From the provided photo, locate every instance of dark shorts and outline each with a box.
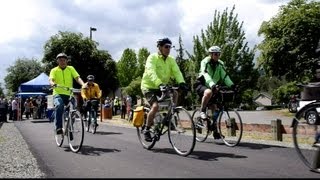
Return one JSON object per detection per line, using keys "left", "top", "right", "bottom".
{"left": 195, "top": 84, "right": 218, "bottom": 105}
{"left": 143, "top": 89, "right": 162, "bottom": 106}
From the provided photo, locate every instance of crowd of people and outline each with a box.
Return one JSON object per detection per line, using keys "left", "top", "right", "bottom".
{"left": 104, "top": 95, "right": 133, "bottom": 120}
{"left": 0, "top": 95, "right": 47, "bottom": 122}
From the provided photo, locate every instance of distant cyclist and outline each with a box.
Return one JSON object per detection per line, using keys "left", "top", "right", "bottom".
{"left": 140, "top": 37, "right": 188, "bottom": 142}
{"left": 194, "top": 45, "right": 237, "bottom": 139}
{"left": 49, "top": 53, "right": 86, "bottom": 135}
{"left": 81, "top": 75, "right": 101, "bottom": 131}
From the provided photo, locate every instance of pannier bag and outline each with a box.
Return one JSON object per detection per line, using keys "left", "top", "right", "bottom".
{"left": 132, "top": 106, "right": 144, "bottom": 127}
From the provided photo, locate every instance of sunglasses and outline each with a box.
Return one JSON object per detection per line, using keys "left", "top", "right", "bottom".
{"left": 164, "top": 45, "right": 172, "bottom": 49}
{"left": 211, "top": 52, "right": 220, "bottom": 56}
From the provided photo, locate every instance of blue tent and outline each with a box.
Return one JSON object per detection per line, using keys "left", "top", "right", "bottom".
{"left": 18, "top": 73, "right": 51, "bottom": 92}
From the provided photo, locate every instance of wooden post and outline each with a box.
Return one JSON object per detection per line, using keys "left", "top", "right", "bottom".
{"left": 271, "top": 119, "right": 282, "bottom": 141}
{"left": 227, "top": 117, "right": 236, "bottom": 136}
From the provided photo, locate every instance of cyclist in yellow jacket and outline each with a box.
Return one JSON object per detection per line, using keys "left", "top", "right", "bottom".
{"left": 140, "top": 37, "right": 188, "bottom": 142}
{"left": 49, "top": 53, "right": 86, "bottom": 135}
{"left": 81, "top": 75, "right": 101, "bottom": 130}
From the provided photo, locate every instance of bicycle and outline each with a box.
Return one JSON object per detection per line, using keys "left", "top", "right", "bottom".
{"left": 136, "top": 85, "right": 196, "bottom": 156}
{"left": 191, "top": 86, "right": 243, "bottom": 147}
{"left": 52, "top": 85, "right": 84, "bottom": 153}
{"left": 84, "top": 98, "right": 100, "bottom": 134}
{"left": 291, "top": 84, "right": 320, "bottom": 173}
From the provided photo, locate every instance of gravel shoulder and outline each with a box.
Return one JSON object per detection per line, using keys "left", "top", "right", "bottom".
{"left": 0, "top": 122, "right": 46, "bottom": 178}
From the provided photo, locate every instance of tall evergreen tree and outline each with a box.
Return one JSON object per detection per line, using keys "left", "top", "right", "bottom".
{"left": 187, "top": 5, "right": 259, "bottom": 105}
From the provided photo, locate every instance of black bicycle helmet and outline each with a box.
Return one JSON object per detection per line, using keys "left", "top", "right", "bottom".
{"left": 87, "top": 75, "right": 95, "bottom": 81}
{"left": 157, "top": 37, "right": 172, "bottom": 47}
{"left": 56, "top": 53, "right": 68, "bottom": 60}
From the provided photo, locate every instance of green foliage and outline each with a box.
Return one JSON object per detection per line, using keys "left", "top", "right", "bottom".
{"left": 136, "top": 48, "right": 150, "bottom": 78}
{"left": 0, "top": 83, "right": 4, "bottom": 97}
{"left": 5, "top": 58, "right": 43, "bottom": 92}
{"left": 257, "top": 76, "right": 287, "bottom": 95}
{"left": 117, "top": 48, "right": 138, "bottom": 87}
{"left": 122, "top": 77, "right": 143, "bottom": 105}
{"left": 272, "top": 81, "right": 301, "bottom": 104}
{"left": 187, "top": 5, "right": 259, "bottom": 106}
{"left": 41, "top": 31, "right": 118, "bottom": 96}
{"left": 258, "top": 0, "right": 320, "bottom": 81}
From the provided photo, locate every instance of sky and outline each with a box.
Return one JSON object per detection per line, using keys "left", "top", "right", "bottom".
{"left": 0, "top": 0, "right": 291, "bottom": 89}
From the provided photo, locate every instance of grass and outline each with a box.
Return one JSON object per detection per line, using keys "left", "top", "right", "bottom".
{"left": 272, "top": 109, "right": 295, "bottom": 118}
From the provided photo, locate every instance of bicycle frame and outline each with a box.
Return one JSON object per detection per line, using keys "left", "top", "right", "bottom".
{"left": 137, "top": 85, "right": 196, "bottom": 156}
{"left": 147, "top": 87, "right": 178, "bottom": 141}
{"left": 53, "top": 84, "right": 84, "bottom": 153}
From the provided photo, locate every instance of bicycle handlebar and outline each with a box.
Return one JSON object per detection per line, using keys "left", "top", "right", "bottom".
{"left": 50, "top": 84, "right": 82, "bottom": 93}
{"left": 157, "top": 85, "right": 183, "bottom": 102}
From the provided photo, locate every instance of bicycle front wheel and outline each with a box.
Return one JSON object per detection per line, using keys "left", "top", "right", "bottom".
{"left": 217, "top": 109, "right": 243, "bottom": 147}
{"left": 292, "top": 113, "right": 320, "bottom": 173}
{"left": 168, "top": 107, "right": 196, "bottom": 156}
{"left": 68, "top": 111, "right": 84, "bottom": 153}
{"left": 191, "top": 109, "right": 210, "bottom": 142}
{"left": 55, "top": 112, "right": 64, "bottom": 147}
{"left": 136, "top": 107, "right": 157, "bottom": 149}
{"left": 91, "top": 110, "right": 98, "bottom": 134}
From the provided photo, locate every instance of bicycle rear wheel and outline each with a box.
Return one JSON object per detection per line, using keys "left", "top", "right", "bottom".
{"left": 217, "top": 109, "right": 243, "bottom": 147}
{"left": 68, "top": 111, "right": 84, "bottom": 153}
{"left": 136, "top": 107, "right": 158, "bottom": 149}
{"left": 292, "top": 113, "right": 320, "bottom": 173}
{"left": 191, "top": 109, "right": 210, "bottom": 142}
{"left": 168, "top": 107, "right": 196, "bottom": 156}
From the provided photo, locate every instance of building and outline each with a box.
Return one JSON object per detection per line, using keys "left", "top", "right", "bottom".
{"left": 253, "top": 92, "right": 273, "bottom": 106}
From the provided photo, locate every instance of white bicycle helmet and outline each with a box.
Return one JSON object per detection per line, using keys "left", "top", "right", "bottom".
{"left": 207, "top": 46, "right": 221, "bottom": 53}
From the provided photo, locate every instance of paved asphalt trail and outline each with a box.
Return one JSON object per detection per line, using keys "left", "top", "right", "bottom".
{"left": 14, "top": 117, "right": 319, "bottom": 178}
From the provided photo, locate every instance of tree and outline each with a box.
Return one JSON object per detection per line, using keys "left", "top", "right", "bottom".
{"left": 258, "top": 0, "right": 320, "bottom": 82}
{"left": 136, "top": 48, "right": 150, "bottom": 78}
{"left": 122, "top": 77, "right": 143, "bottom": 105}
{"left": 187, "top": 5, "right": 259, "bottom": 105}
{"left": 5, "top": 58, "right": 43, "bottom": 93}
{"left": 0, "top": 83, "right": 4, "bottom": 97}
{"left": 272, "top": 81, "right": 301, "bottom": 104}
{"left": 174, "top": 35, "right": 195, "bottom": 108}
{"left": 117, "top": 48, "right": 138, "bottom": 87}
{"left": 256, "top": 75, "right": 287, "bottom": 95}
{"left": 41, "top": 31, "right": 118, "bottom": 96}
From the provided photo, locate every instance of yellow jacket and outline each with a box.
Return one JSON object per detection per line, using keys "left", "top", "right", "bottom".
{"left": 81, "top": 82, "right": 102, "bottom": 100}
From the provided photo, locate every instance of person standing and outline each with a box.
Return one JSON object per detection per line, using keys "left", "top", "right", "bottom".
{"left": 113, "top": 96, "right": 120, "bottom": 115}
{"left": 121, "top": 97, "right": 126, "bottom": 119}
{"left": 24, "top": 98, "right": 31, "bottom": 119}
{"left": 12, "top": 97, "right": 18, "bottom": 121}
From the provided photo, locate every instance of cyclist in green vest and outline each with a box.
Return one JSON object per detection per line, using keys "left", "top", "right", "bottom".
{"left": 194, "top": 46, "right": 236, "bottom": 139}
{"left": 141, "top": 37, "right": 188, "bottom": 142}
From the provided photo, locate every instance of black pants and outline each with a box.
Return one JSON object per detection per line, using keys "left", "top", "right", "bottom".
{"left": 12, "top": 109, "right": 17, "bottom": 120}
{"left": 121, "top": 105, "right": 126, "bottom": 119}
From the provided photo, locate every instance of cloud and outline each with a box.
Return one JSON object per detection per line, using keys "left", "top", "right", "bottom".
{"left": 0, "top": 0, "right": 290, "bottom": 88}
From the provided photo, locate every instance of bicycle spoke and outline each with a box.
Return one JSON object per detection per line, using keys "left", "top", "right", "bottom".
{"left": 168, "top": 107, "right": 196, "bottom": 156}
{"left": 218, "top": 109, "right": 243, "bottom": 147}
{"left": 293, "top": 115, "right": 320, "bottom": 173}
{"left": 68, "top": 111, "right": 84, "bottom": 153}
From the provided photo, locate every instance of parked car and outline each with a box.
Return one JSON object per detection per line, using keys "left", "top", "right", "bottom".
{"left": 297, "top": 100, "right": 320, "bottom": 125}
